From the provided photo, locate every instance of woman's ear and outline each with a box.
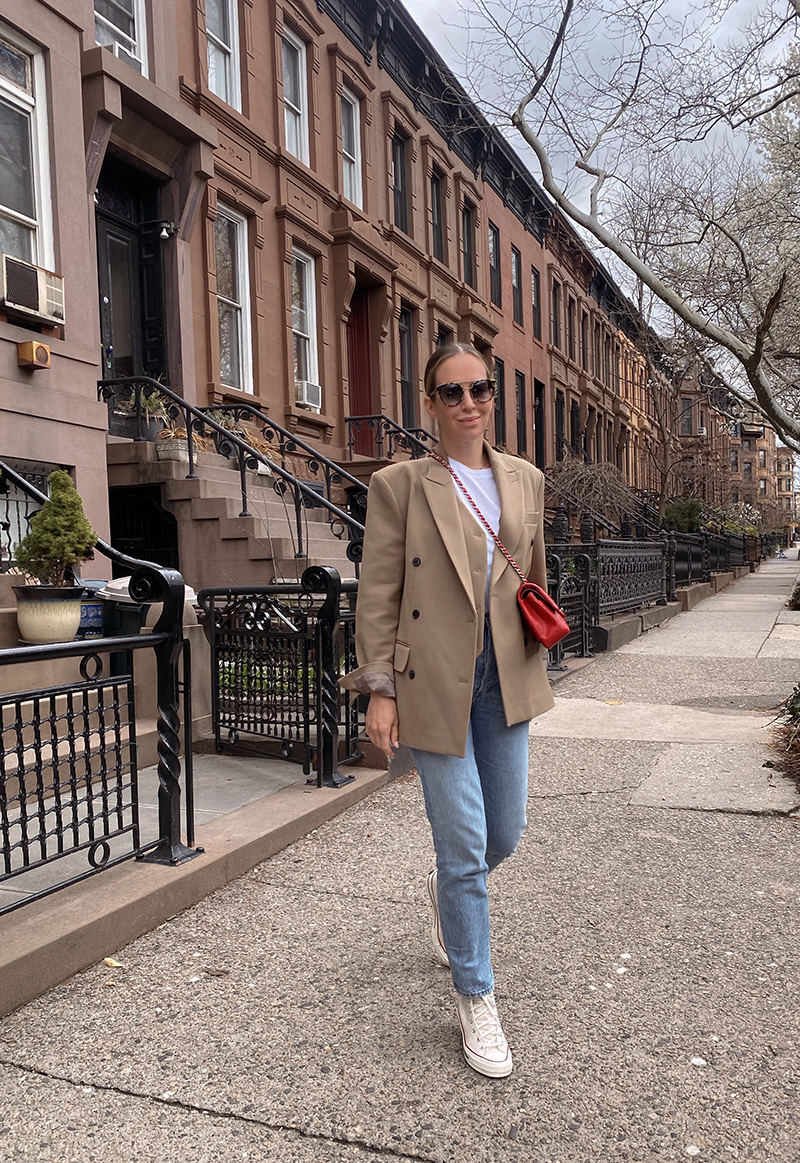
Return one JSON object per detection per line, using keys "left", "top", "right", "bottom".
{"left": 423, "top": 393, "right": 437, "bottom": 422}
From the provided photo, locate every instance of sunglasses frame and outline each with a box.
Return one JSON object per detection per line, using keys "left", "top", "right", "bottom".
{"left": 430, "top": 378, "right": 497, "bottom": 407}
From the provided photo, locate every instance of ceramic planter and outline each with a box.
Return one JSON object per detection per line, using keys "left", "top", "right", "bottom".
{"left": 13, "top": 585, "right": 83, "bottom": 644}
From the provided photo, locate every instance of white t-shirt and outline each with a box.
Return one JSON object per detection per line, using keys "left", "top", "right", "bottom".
{"left": 449, "top": 458, "right": 500, "bottom": 610}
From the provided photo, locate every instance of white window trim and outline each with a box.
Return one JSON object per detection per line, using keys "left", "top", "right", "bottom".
{"left": 0, "top": 24, "right": 54, "bottom": 270}
{"left": 94, "top": 0, "right": 148, "bottom": 76}
{"left": 340, "top": 84, "right": 363, "bottom": 208}
{"left": 282, "top": 27, "right": 309, "bottom": 165}
{"left": 291, "top": 245, "right": 319, "bottom": 398}
{"left": 215, "top": 203, "right": 253, "bottom": 394}
{"left": 207, "top": 0, "right": 242, "bottom": 111}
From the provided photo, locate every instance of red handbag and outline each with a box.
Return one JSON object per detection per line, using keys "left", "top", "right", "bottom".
{"left": 430, "top": 454, "right": 571, "bottom": 649}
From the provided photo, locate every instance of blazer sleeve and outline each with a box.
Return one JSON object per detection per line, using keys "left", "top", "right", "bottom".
{"left": 527, "top": 469, "right": 548, "bottom": 590}
{"left": 339, "top": 470, "right": 406, "bottom": 696}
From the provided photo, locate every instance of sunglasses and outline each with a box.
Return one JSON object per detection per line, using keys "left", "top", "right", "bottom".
{"left": 431, "top": 378, "right": 496, "bottom": 407}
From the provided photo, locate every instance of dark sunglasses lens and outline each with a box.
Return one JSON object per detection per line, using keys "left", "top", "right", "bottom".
{"left": 438, "top": 383, "right": 463, "bottom": 405}
{"left": 471, "top": 380, "right": 494, "bottom": 402}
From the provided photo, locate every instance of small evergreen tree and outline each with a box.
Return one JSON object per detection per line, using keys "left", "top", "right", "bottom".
{"left": 14, "top": 470, "right": 97, "bottom": 586}
{"left": 664, "top": 497, "right": 703, "bottom": 533}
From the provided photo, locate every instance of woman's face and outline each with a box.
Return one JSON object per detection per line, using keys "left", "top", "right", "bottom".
{"left": 423, "top": 352, "right": 494, "bottom": 448}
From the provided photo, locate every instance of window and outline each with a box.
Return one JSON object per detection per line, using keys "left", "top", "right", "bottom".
{"left": 511, "top": 246, "right": 523, "bottom": 325}
{"left": 515, "top": 370, "right": 527, "bottom": 455}
{"left": 399, "top": 305, "right": 415, "bottom": 428}
{"left": 555, "top": 390, "right": 565, "bottom": 460}
{"left": 206, "top": 0, "right": 240, "bottom": 108}
{"left": 290, "top": 246, "right": 319, "bottom": 401}
{"left": 567, "top": 297, "right": 576, "bottom": 361}
{"left": 392, "top": 132, "right": 409, "bottom": 233}
{"left": 214, "top": 205, "right": 252, "bottom": 393}
{"left": 551, "top": 280, "right": 561, "bottom": 348}
{"left": 594, "top": 323, "right": 601, "bottom": 378}
{"left": 494, "top": 357, "right": 506, "bottom": 446}
{"left": 743, "top": 461, "right": 753, "bottom": 481}
{"left": 461, "top": 201, "right": 475, "bottom": 287}
{"left": 282, "top": 29, "right": 309, "bottom": 164}
{"left": 430, "top": 169, "right": 445, "bottom": 262}
{"left": 339, "top": 86, "right": 363, "bottom": 207}
{"left": 581, "top": 312, "right": 589, "bottom": 371}
{"left": 0, "top": 30, "right": 52, "bottom": 267}
{"left": 531, "top": 266, "right": 542, "bottom": 340}
{"left": 679, "top": 398, "right": 693, "bottom": 436}
{"left": 742, "top": 438, "right": 752, "bottom": 451}
{"left": 759, "top": 478, "right": 767, "bottom": 495}
{"left": 488, "top": 223, "right": 501, "bottom": 306}
{"left": 759, "top": 448, "right": 767, "bottom": 468}
{"left": 570, "top": 399, "right": 582, "bottom": 455}
{"left": 730, "top": 450, "right": 739, "bottom": 473}
{"left": 732, "top": 488, "right": 739, "bottom": 503}
{"left": 95, "top": 0, "right": 147, "bottom": 74}
{"left": 435, "top": 324, "right": 452, "bottom": 347}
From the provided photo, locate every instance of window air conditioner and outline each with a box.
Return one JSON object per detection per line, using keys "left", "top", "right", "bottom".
{"left": 0, "top": 254, "right": 65, "bottom": 324}
{"left": 697, "top": 426, "right": 707, "bottom": 436}
{"left": 295, "top": 379, "right": 322, "bottom": 410}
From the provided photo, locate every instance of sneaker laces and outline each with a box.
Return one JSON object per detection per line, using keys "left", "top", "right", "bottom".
{"left": 469, "top": 994, "right": 506, "bottom": 1049}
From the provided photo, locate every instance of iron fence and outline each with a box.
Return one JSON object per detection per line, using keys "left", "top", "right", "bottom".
{"left": 0, "top": 460, "right": 197, "bottom": 915}
{"left": 597, "top": 539, "right": 667, "bottom": 615}
{"left": 197, "top": 567, "right": 360, "bottom": 788}
{"left": 546, "top": 548, "right": 594, "bottom": 667}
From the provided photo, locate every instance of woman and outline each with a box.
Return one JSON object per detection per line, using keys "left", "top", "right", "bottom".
{"left": 342, "top": 343, "right": 554, "bottom": 1078}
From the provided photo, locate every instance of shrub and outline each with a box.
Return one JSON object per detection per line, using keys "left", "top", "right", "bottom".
{"left": 14, "top": 470, "right": 97, "bottom": 586}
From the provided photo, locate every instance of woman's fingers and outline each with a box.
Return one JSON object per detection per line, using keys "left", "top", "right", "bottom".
{"left": 366, "top": 694, "right": 399, "bottom": 758}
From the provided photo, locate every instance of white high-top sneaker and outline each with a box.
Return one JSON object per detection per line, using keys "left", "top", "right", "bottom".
{"left": 456, "top": 991, "right": 513, "bottom": 1078}
{"left": 425, "top": 869, "right": 450, "bottom": 967}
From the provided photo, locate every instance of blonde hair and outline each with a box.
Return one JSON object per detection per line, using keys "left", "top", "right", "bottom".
{"left": 423, "top": 343, "right": 490, "bottom": 398}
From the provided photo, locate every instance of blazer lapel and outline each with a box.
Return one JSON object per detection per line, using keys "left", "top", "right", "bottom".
{"left": 488, "top": 445, "right": 524, "bottom": 587}
{"left": 421, "top": 451, "right": 477, "bottom": 614}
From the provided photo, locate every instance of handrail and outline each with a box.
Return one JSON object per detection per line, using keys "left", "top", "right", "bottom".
{"left": 98, "top": 376, "right": 365, "bottom": 565}
{"left": 0, "top": 457, "right": 195, "bottom": 868}
{"left": 345, "top": 414, "right": 436, "bottom": 460}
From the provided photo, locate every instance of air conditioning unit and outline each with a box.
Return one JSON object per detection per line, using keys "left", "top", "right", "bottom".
{"left": 697, "top": 426, "right": 707, "bottom": 437}
{"left": 295, "top": 379, "right": 322, "bottom": 410}
{"left": 0, "top": 254, "right": 65, "bottom": 324}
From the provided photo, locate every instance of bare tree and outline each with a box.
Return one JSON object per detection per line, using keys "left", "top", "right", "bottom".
{"left": 460, "top": 0, "right": 800, "bottom": 450}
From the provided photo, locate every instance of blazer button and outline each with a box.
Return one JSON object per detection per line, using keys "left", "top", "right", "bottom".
{"left": 408, "top": 669, "right": 416, "bottom": 679}
{"left": 412, "top": 557, "right": 421, "bottom": 566}
{"left": 412, "top": 609, "right": 420, "bottom": 619}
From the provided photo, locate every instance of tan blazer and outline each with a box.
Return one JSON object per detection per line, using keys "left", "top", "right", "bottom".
{"left": 341, "top": 443, "right": 555, "bottom": 756}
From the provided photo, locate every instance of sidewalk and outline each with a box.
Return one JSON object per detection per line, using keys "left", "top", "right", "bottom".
{"left": 1, "top": 559, "right": 798, "bottom": 1162}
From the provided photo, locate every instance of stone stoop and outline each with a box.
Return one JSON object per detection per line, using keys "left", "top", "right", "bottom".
{"left": 106, "top": 442, "right": 357, "bottom": 592}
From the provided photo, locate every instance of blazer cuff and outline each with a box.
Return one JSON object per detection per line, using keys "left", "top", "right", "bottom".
{"left": 339, "top": 661, "right": 396, "bottom": 698}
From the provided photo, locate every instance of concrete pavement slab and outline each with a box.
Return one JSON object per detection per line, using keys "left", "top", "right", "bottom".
{"left": 1, "top": 782, "right": 797, "bottom": 1162}
{"left": 620, "top": 630, "right": 772, "bottom": 657}
{"left": 528, "top": 698, "right": 770, "bottom": 743}
{"left": 757, "top": 637, "right": 800, "bottom": 658}
{"left": 630, "top": 742, "right": 800, "bottom": 814}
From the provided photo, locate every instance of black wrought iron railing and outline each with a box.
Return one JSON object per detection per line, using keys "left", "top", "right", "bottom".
{"left": 345, "top": 414, "right": 436, "bottom": 461}
{"left": 0, "top": 460, "right": 197, "bottom": 915}
{"left": 98, "top": 377, "right": 367, "bottom": 566}
{"left": 197, "top": 566, "right": 360, "bottom": 789}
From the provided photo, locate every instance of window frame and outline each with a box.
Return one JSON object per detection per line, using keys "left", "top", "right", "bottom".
{"left": 94, "top": 0, "right": 148, "bottom": 75}
{"left": 430, "top": 168, "right": 445, "bottom": 263}
{"left": 515, "top": 369, "right": 527, "bottom": 455}
{"left": 494, "top": 356, "right": 506, "bottom": 446}
{"left": 488, "top": 222, "right": 502, "bottom": 307}
{"left": 340, "top": 84, "right": 363, "bottom": 208}
{"left": 511, "top": 245, "right": 523, "bottom": 326}
{"left": 214, "top": 203, "right": 253, "bottom": 395}
{"left": 567, "top": 296, "right": 576, "bottom": 361}
{"left": 290, "top": 244, "right": 320, "bottom": 401}
{"left": 0, "top": 27, "right": 54, "bottom": 270}
{"left": 282, "top": 26, "right": 309, "bottom": 165}
{"left": 551, "top": 279, "right": 561, "bottom": 349}
{"left": 679, "top": 398, "right": 693, "bottom": 436}
{"left": 398, "top": 303, "right": 416, "bottom": 428}
{"left": 461, "top": 200, "right": 476, "bottom": 288}
{"left": 531, "top": 266, "right": 542, "bottom": 341}
{"left": 206, "top": 0, "right": 241, "bottom": 110}
{"left": 392, "top": 130, "right": 409, "bottom": 234}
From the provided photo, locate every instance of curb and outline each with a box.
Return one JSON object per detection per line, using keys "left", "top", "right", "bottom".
{"left": 0, "top": 765, "right": 389, "bottom": 1018}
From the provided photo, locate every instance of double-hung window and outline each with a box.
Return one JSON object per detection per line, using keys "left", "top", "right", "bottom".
{"left": 567, "top": 297, "right": 576, "bottom": 361}
{"left": 340, "top": 86, "right": 362, "bottom": 207}
{"left": 392, "top": 132, "right": 409, "bottom": 233}
{"left": 207, "top": 0, "right": 241, "bottom": 109}
{"left": 291, "top": 246, "right": 319, "bottom": 401}
{"left": 551, "top": 280, "right": 561, "bottom": 348}
{"left": 94, "top": 0, "right": 148, "bottom": 74}
{"left": 531, "top": 266, "right": 541, "bottom": 340}
{"left": 282, "top": 28, "right": 309, "bottom": 164}
{"left": 0, "top": 30, "right": 52, "bottom": 267}
{"left": 461, "top": 201, "right": 475, "bottom": 288}
{"left": 511, "top": 246, "right": 523, "bottom": 325}
{"left": 430, "top": 169, "right": 445, "bottom": 262}
{"left": 488, "top": 223, "right": 501, "bottom": 306}
{"left": 214, "top": 205, "right": 252, "bottom": 393}
{"left": 679, "top": 398, "right": 692, "bottom": 436}
{"left": 494, "top": 357, "right": 506, "bottom": 446}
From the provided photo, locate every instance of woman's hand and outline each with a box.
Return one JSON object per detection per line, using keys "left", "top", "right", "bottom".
{"left": 366, "top": 693, "right": 399, "bottom": 759}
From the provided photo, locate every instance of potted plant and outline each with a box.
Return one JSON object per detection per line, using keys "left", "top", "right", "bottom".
{"left": 109, "top": 386, "right": 169, "bottom": 441}
{"left": 12, "top": 470, "right": 98, "bottom": 644}
{"left": 156, "top": 421, "right": 213, "bottom": 462}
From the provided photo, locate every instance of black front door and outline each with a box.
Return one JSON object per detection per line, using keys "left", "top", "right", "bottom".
{"left": 96, "top": 155, "right": 167, "bottom": 382}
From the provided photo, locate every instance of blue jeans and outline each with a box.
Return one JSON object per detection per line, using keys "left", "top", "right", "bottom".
{"left": 410, "top": 618, "right": 530, "bottom": 997}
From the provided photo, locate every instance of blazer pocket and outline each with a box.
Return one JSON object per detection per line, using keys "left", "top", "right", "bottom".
{"left": 525, "top": 510, "right": 540, "bottom": 526}
{"left": 393, "top": 640, "right": 411, "bottom": 673}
